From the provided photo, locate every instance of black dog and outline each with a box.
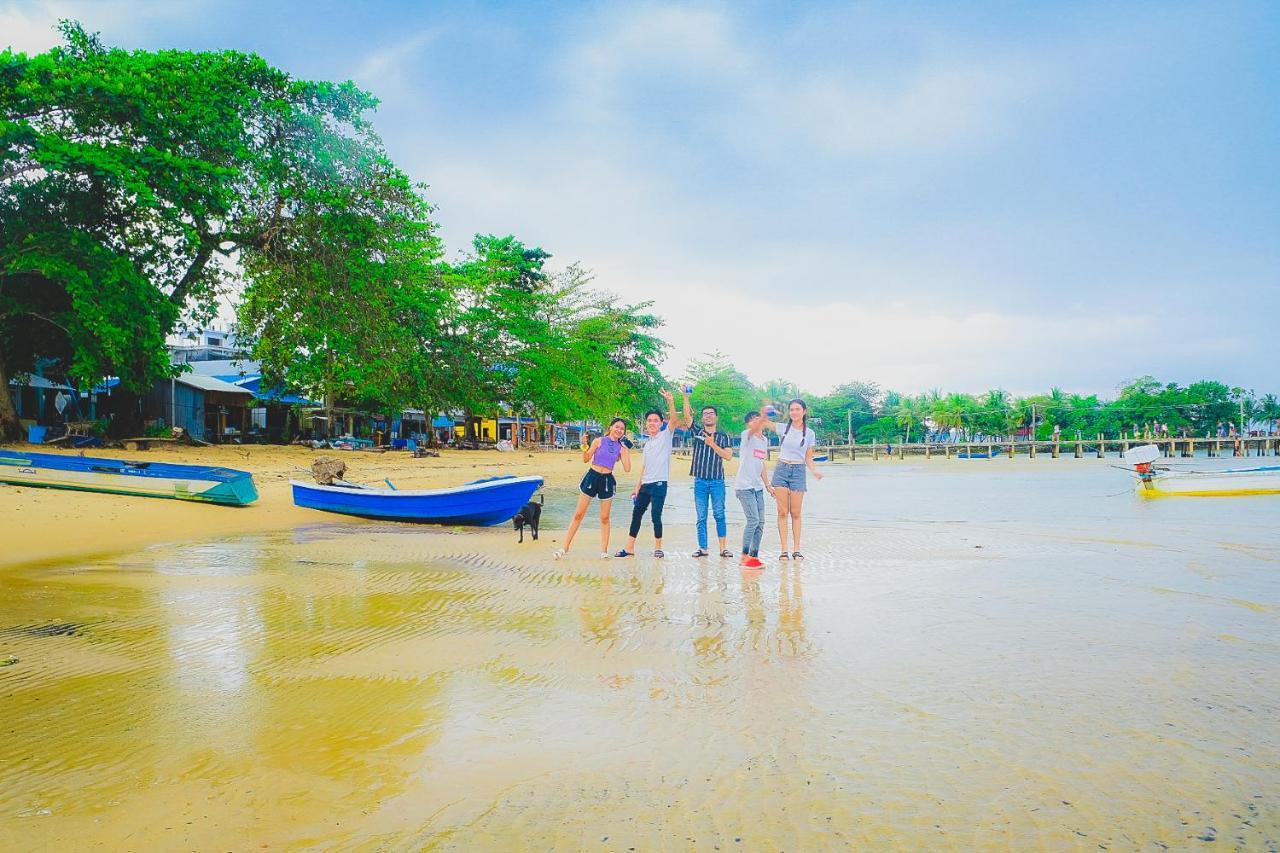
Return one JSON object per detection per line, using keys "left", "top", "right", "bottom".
{"left": 513, "top": 493, "right": 543, "bottom": 543}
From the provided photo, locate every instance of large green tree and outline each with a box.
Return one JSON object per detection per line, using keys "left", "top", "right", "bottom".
{"left": 0, "top": 22, "right": 387, "bottom": 437}
{"left": 236, "top": 158, "right": 446, "bottom": 428}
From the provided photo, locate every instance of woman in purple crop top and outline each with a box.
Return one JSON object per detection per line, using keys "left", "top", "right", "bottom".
{"left": 554, "top": 418, "right": 632, "bottom": 559}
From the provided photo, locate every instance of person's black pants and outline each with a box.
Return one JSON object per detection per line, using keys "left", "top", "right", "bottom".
{"left": 629, "top": 481, "right": 668, "bottom": 539}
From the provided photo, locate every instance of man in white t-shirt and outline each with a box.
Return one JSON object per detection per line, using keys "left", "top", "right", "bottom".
{"left": 734, "top": 411, "right": 776, "bottom": 568}
{"left": 616, "top": 389, "right": 689, "bottom": 558}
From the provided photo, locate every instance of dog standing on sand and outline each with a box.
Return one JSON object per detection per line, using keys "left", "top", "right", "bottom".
{"left": 513, "top": 493, "right": 543, "bottom": 543}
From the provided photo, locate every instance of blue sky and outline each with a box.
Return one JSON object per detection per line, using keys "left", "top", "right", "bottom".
{"left": 5, "top": 1, "right": 1278, "bottom": 396}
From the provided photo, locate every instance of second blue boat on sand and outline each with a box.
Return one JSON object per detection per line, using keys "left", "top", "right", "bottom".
{"left": 290, "top": 474, "right": 543, "bottom": 526}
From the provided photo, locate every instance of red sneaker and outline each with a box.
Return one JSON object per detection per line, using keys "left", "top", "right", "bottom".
{"left": 743, "top": 557, "right": 764, "bottom": 569}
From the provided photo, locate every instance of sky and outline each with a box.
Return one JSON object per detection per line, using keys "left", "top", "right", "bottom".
{"left": 4, "top": 0, "right": 1279, "bottom": 397}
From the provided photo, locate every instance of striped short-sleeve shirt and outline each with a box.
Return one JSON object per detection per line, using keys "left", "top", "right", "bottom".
{"left": 690, "top": 426, "right": 730, "bottom": 480}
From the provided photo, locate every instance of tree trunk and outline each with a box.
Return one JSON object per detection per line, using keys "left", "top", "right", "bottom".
{"left": 0, "top": 349, "right": 21, "bottom": 442}
{"left": 110, "top": 387, "right": 144, "bottom": 438}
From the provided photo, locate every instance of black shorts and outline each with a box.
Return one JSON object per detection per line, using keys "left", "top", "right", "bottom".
{"left": 580, "top": 469, "right": 617, "bottom": 500}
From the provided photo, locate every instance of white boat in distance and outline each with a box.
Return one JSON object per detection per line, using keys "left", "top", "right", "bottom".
{"left": 1123, "top": 444, "right": 1280, "bottom": 497}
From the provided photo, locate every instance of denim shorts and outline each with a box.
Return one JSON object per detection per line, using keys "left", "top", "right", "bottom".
{"left": 770, "top": 461, "right": 807, "bottom": 491}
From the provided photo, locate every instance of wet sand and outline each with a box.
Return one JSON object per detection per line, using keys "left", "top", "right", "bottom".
{"left": 1, "top": 458, "right": 1278, "bottom": 849}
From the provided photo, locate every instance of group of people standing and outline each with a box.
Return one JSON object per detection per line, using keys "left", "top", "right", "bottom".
{"left": 554, "top": 389, "right": 824, "bottom": 568}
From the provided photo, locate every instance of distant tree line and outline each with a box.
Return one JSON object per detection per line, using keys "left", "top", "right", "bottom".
{"left": 0, "top": 22, "right": 666, "bottom": 440}
{"left": 679, "top": 355, "right": 1278, "bottom": 444}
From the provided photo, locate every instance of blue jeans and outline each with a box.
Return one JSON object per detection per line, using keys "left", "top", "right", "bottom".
{"left": 736, "top": 488, "right": 765, "bottom": 557}
{"left": 694, "top": 478, "right": 727, "bottom": 549}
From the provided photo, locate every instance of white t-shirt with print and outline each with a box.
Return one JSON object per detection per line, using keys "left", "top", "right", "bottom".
{"left": 767, "top": 420, "right": 817, "bottom": 463}
{"left": 734, "top": 430, "right": 770, "bottom": 490}
{"left": 640, "top": 425, "right": 674, "bottom": 483}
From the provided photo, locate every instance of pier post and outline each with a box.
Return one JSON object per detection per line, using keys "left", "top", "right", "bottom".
{"left": 1097, "top": 435, "right": 1104, "bottom": 459}
{"left": 873, "top": 443, "right": 879, "bottom": 460}
{"left": 898, "top": 442, "right": 905, "bottom": 460}
{"left": 987, "top": 443, "right": 994, "bottom": 459}
{"left": 1074, "top": 441, "right": 1082, "bottom": 458}
{"left": 926, "top": 443, "right": 932, "bottom": 459}
{"left": 1052, "top": 441, "right": 1060, "bottom": 459}
{"left": 1007, "top": 443, "right": 1015, "bottom": 459}
{"left": 945, "top": 444, "right": 953, "bottom": 460}
{"left": 1029, "top": 441, "right": 1036, "bottom": 459}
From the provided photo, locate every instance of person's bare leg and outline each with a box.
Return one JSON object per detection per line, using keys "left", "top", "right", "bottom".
{"left": 599, "top": 498, "right": 613, "bottom": 554}
{"left": 774, "top": 486, "right": 791, "bottom": 553}
{"left": 562, "top": 493, "right": 591, "bottom": 553}
{"left": 789, "top": 491, "right": 806, "bottom": 553}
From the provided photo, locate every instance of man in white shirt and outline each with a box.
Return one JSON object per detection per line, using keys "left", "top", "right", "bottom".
{"left": 734, "top": 411, "right": 775, "bottom": 568}
{"left": 616, "top": 389, "right": 688, "bottom": 558}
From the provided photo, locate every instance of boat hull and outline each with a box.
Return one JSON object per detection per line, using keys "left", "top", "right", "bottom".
{"left": 291, "top": 475, "right": 543, "bottom": 525}
{"left": 1137, "top": 466, "right": 1280, "bottom": 497}
{"left": 0, "top": 450, "right": 258, "bottom": 505}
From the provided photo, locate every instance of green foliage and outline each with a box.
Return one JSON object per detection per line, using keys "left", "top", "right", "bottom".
{"left": 0, "top": 21, "right": 394, "bottom": 436}
{"left": 684, "top": 352, "right": 759, "bottom": 429}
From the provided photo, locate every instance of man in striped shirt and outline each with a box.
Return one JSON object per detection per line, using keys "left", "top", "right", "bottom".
{"left": 688, "top": 401, "right": 733, "bottom": 557}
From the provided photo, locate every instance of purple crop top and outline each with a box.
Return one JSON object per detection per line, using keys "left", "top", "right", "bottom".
{"left": 592, "top": 436, "right": 623, "bottom": 470}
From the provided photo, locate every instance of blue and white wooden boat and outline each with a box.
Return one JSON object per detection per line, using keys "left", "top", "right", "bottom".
{"left": 0, "top": 449, "right": 258, "bottom": 505}
{"left": 290, "top": 474, "right": 543, "bottom": 525}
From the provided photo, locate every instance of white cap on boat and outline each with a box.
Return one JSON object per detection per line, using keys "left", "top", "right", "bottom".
{"left": 1123, "top": 444, "right": 1161, "bottom": 465}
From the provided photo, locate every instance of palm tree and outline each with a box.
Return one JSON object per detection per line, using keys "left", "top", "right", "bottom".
{"left": 894, "top": 395, "right": 922, "bottom": 443}
{"left": 1003, "top": 397, "right": 1026, "bottom": 440}
{"left": 763, "top": 379, "right": 801, "bottom": 406}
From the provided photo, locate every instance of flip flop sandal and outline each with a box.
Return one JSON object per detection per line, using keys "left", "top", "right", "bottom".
{"left": 719, "top": 549, "right": 734, "bottom": 558}
{"left": 553, "top": 549, "right": 566, "bottom": 560}
{"left": 691, "top": 549, "right": 709, "bottom": 557}
{"left": 653, "top": 550, "right": 665, "bottom": 558}
{"left": 792, "top": 552, "right": 804, "bottom": 560}
{"left": 779, "top": 552, "right": 790, "bottom": 560}
{"left": 614, "top": 549, "right": 633, "bottom": 558}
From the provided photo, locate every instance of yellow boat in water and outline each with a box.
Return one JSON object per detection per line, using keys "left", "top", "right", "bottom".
{"left": 1124, "top": 444, "right": 1280, "bottom": 497}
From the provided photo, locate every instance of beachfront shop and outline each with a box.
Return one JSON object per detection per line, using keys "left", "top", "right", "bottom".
{"left": 142, "top": 374, "right": 255, "bottom": 442}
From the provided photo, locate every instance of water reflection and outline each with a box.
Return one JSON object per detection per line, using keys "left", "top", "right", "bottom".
{"left": 2, "top": 482, "right": 1277, "bottom": 850}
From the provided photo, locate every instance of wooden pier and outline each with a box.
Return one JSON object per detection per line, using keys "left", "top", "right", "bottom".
{"left": 812, "top": 436, "right": 1280, "bottom": 461}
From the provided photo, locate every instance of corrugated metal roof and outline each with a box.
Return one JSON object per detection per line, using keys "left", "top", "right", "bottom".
{"left": 7, "top": 375, "right": 73, "bottom": 391}
{"left": 175, "top": 373, "right": 254, "bottom": 395}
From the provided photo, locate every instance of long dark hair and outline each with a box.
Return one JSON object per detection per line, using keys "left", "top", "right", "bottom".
{"left": 782, "top": 398, "right": 808, "bottom": 447}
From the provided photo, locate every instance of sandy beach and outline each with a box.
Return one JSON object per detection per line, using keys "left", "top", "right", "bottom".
{"left": 2, "top": 449, "right": 1278, "bottom": 849}
{"left": 0, "top": 444, "right": 597, "bottom": 568}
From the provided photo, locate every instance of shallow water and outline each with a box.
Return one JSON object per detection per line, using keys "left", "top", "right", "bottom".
{"left": 2, "top": 462, "right": 1277, "bottom": 849}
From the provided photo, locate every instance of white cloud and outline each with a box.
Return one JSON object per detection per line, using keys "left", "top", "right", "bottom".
{"left": 1, "top": 0, "right": 212, "bottom": 53}
{"left": 558, "top": 3, "right": 1044, "bottom": 162}
{"left": 352, "top": 29, "right": 440, "bottom": 91}
{"left": 0, "top": 2, "right": 63, "bottom": 53}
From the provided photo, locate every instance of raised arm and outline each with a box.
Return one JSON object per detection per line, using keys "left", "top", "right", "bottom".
{"left": 680, "top": 388, "right": 694, "bottom": 429}
{"left": 659, "top": 388, "right": 679, "bottom": 428}
{"left": 582, "top": 436, "right": 600, "bottom": 464}
{"left": 759, "top": 400, "right": 778, "bottom": 430}
{"left": 619, "top": 443, "right": 632, "bottom": 473}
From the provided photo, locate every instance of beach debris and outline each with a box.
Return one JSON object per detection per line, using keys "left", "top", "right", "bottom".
{"left": 1, "top": 655, "right": 18, "bottom": 667}
{"left": 310, "top": 456, "right": 348, "bottom": 485}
